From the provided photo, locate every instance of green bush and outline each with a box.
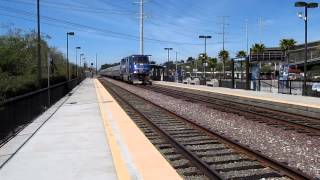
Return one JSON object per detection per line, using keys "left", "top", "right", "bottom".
{"left": 0, "top": 27, "right": 72, "bottom": 101}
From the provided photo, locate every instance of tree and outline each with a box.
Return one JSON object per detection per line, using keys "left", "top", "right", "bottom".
{"left": 280, "top": 38, "right": 297, "bottom": 63}
{"left": 218, "top": 50, "right": 229, "bottom": 76}
{"left": 198, "top": 53, "right": 208, "bottom": 64}
{"left": 236, "top": 50, "right": 247, "bottom": 58}
{"left": 236, "top": 50, "right": 247, "bottom": 78}
{"left": 186, "top": 57, "right": 195, "bottom": 63}
{"left": 261, "top": 64, "right": 273, "bottom": 74}
{"left": 208, "top": 57, "right": 217, "bottom": 77}
{"left": 251, "top": 43, "right": 265, "bottom": 53}
{"left": 208, "top": 57, "right": 217, "bottom": 69}
{"left": 0, "top": 26, "right": 70, "bottom": 100}
{"left": 100, "top": 63, "right": 120, "bottom": 70}
{"left": 215, "top": 62, "right": 223, "bottom": 72}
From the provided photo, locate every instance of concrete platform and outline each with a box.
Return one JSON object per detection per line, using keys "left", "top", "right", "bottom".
{"left": 153, "top": 81, "right": 320, "bottom": 119}
{"left": 0, "top": 79, "right": 181, "bottom": 180}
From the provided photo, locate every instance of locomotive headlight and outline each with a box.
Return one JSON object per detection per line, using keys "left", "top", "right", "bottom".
{"left": 134, "top": 71, "right": 137, "bottom": 74}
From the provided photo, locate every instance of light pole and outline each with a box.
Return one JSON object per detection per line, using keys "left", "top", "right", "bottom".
{"left": 175, "top": 51, "right": 178, "bottom": 82}
{"left": 164, "top": 48, "right": 173, "bottom": 63}
{"left": 164, "top": 48, "right": 173, "bottom": 81}
{"left": 140, "top": 0, "right": 144, "bottom": 55}
{"left": 47, "top": 54, "right": 51, "bottom": 106}
{"left": 75, "top": 47, "right": 81, "bottom": 77}
{"left": 66, "top": 32, "right": 75, "bottom": 80}
{"left": 96, "top": 53, "right": 98, "bottom": 76}
{"left": 37, "top": 0, "right": 41, "bottom": 87}
{"left": 199, "top": 35, "right": 212, "bottom": 56}
{"left": 199, "top": 35, "right": 212, "bottom": 78}
{"left": 295, "top": 1, "right": 318, "bottom": 95}
{"left": 79, "top": 53, "right": 84, "bottom": 79}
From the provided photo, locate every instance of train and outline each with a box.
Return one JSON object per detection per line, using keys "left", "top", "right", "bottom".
{"left": 100, "top": 55, "right": 151, "bottom": 84}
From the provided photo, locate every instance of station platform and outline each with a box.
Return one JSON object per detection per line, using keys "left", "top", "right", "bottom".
{"left": 0, "top": 79, "right": 181, "bottom": 180}
{"left": 153, "top": 81, "right": 320, "bottom": 119}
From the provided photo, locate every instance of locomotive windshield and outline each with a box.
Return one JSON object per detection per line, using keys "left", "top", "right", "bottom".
{"left": 133, "top": 56, "right": 149, "bottom": 64}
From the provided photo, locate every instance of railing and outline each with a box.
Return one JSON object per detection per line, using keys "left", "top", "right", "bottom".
{"left": 217, "top": 79, "right": 320, "bottom": 97}
{"left": 250, "top": 52, "right": 285, "bottom": 62}
{"left": 0, "top": 78, "right": 82, "bottom": 145}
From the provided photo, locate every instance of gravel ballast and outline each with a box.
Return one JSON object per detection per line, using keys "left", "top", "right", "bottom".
{"left": 105, "top": 78, "right": 320, "bottom": 178}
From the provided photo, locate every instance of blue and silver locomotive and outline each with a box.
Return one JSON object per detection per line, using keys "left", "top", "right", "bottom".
{"left": 100, "top": 55, "right": 151, "bottom": 84}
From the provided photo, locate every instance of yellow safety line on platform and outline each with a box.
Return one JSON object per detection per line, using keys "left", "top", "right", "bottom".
{"left": 94, "top": 79, "right": 131, "bottom": 180}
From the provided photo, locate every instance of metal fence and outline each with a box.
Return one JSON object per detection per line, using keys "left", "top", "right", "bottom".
{"left": 0, "top": 78, "right": 82, "bottom": 145}
{"left": 218, "top": 79, "right": 320, "bottom": 97}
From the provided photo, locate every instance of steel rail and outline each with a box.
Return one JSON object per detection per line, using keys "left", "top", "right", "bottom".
{"left": 100, "top": 79, "right": 313, "bottom": 180}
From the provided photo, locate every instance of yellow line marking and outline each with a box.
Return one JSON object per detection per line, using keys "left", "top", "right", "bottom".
{"left": 94, "top": 79, "right": 131, "bottom": 180}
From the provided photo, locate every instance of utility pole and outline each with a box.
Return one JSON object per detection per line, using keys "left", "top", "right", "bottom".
{"left": 175, "top": 51, "right": 178, "bottom": 82}
{"left": 75, "top": 47, "right": 81, "bottom": 77}
{"left": 217, "top": 16, "right": 229, "bottom": 51}
{"left": 96, "top": 53, "right": 98, "bottom": 76}
{"left": 47, "top": 54, "right": 50, "bottom": 106}
{"left": 37, "top": 0, "right": 41, "bottom": 87}
{"left": 140, "top": 0, "right": 144, "bottom": 55}
{"left": 245, "top": 19, "right": 250, "bottom": 90}
{"left": 164, "top": 48, "right": 173, "bottom": 81}
{"left": 245, "top": 19, "right": 249, "bottom": 55}
{"left": 79, "top": 53, "right": 84, "bottom": 79}
{"left": 259, "top": 17, "right": 264, "bottom": 44}
{"left": 243, "top": 19, "right": 249, "bottom": 80}
{"left": 222, "top": 17, "right": 226, "bottom": 51}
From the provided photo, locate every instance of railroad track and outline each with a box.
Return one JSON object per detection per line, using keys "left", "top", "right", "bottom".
{"left": 140, "top": 84, "right": 320, "bottom": 137}
{"left": 100, "top": 78, "right": 312, "bottom": 180}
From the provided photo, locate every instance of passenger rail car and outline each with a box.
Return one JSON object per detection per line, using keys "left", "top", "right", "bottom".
{"left": 100, "top": 55, "right": 151, "bottom": 84}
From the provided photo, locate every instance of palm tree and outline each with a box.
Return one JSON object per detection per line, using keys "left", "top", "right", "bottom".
{"left": 280, "top": 38, "right": 297, "bottom": 63}
{"left": 218, "top": 50, "right": 229, "bottom": 77}
{"left": 236, "top": 50, "right": 247, "bottom": 58}
{"left": 236, "top": 50, "right": 247, "bottom": 79}
{"left": 198, "top": 53, "right": 208, "bottom": 64}
{"left": 251, "top": 43, "right": 265, "bottom": 81}
{"left": 251, "top": 43, "right": 265, "bottom": 53}
{"left": 208, "top": 57, "right": 217, "bottom": 78}
{"left": 208, "top": 57, "right": 217, "bottom": 69}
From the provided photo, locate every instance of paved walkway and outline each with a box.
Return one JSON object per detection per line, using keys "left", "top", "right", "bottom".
{"left": 0, "top": 79, "right": 117, "bottom": 180}
{"left": 0, "top": 79, "right": 181, "bottom": 180}
{"left": 154, "top": 81, "right": 320, "bottom": 109}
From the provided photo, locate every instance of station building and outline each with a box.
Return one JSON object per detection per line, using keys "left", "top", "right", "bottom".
{"left": 287, "top": 40, "right": 320, "bottom": 70}
{"left": 249, "top": 40, "right": 320, "bottom": 79}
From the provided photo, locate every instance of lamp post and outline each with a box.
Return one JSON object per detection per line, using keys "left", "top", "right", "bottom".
{"left": 164, "top": 48, "right": 173, "bottom": 63}
{"left": 66, "top": 32, "right": 75, "bottom": 80}
{"left": 199, "top": 35, "right": 212, "bottom": 56}
{"left": 164, "top": 48, "right": 173, "bottom": 81}
{"left": 199, "top": 35, "right": 212, "bottom": 78}
{"left": 175, "top": 51, "right": 178, "bottom": 82}
{"left": 75, "top": 47, "right": 81, "bottom": 77}
{"left": 36, "top": 0, "right": 41, "bottom": 87}
{"left": 295, "top": 1, "right": 318, "bottom": 95}
{"left": 79, "top": 53, "right": 84, "bottom": 79}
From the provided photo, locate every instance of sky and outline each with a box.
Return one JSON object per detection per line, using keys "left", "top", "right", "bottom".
{"left": 1, "top": 0, "right": 320, "bottom": 68}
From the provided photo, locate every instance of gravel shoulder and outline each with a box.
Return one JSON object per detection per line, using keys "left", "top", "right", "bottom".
{"left": 106, "top": 78, "right": 320, "bottom": 178}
